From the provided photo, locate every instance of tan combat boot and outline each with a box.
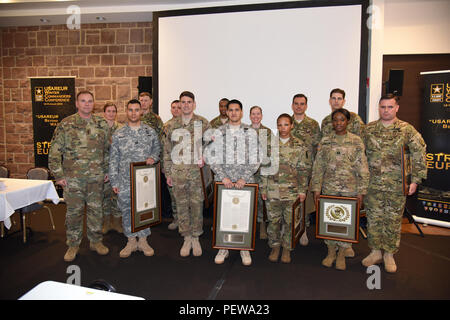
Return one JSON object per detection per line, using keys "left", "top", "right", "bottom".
{"left": 281, "top": 247, "right": 291, "bottom": 264}
{"left": 383, "top": 252, "right": 397, "bottom": 273}
{"left": 268, "top": 246, "right": 280, "bottom": 262}
{"left": 362, "top": 249, "right": 383, "bottom": 267}
{"left": 90, "top": 241, "right": 109, "bottom": 255}
{"left": 64, "top": 246, "right": 79, "bottom": 262}
{"left": 335, "top": 247, "right": 346, "bottom": 270}
{"left": 112, "top": 216, "right": 123, "bottom": 233}
{"left": 344, "top": 247, "right": 355, "bottom": 258}
{"left": 259, "top": 221, "right": 268, "bottom": 240}
{"left": 102, "top": 215, "right": 111, "bottom": 234}
{"left": 180, "top": 236, "right": 192, "bottom": 257}
{"left": 191, "top": 237, "right": 202, "bottom": 257}
{"left": 137, "top": 237, "right": 154, "bottom": 256}
{"left": 322, "top": 245, "right": 336, "bottom": 267}
{"left": 120, "top": 237, "right": 138, "bottom": 258}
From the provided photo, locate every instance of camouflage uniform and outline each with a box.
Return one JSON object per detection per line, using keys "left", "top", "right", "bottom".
{"left": 142, "top": 111, "right": 164, "bottom": 140}
{"left": 163, "top": 117, "right": 178, "bottom": 222}
{"left": 103, "top": 121, "right": 122, "bottom": 219}
{"left": 291, "top": 114, "right": 321, "bottom": 224}
{"left": 209, "top": 115, "right": 228, "bottom": 129}
{"left": 109, "top": 123, "right": 160, "bottom": 238}
{"left": 260, "top": 135, "right": 312, "bottom": 250}
{"left": 253, "top": 124, "right": 272, "bottom": 223}
{"left": 163, "top": 114, "right": 210, "bottom": 238}
{"left": 48, "top": 113, "right": 110, "bottom": 247}
{"left": 321, "top": 111, "right": 365, "bottom": 138}
{"left": 363, "top": 119, "right": 426, "bottom": 253}
{"left": 311, "top": 132, "right": 369, "bottom": 248}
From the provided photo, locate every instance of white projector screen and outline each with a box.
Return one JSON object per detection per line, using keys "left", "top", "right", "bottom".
{"left": 154, "top": 1, "right": 368, "bottom": 132}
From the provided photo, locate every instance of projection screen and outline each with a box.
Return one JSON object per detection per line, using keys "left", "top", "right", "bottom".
{"left": 154, "top": 1, "right": 369, "bottom": 132}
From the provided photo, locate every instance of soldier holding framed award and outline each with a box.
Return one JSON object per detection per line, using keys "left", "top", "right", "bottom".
{"left": 311, "top": 108, "right": 369, "bottom": 271}
{"left": 260, "top": 114, "right": 312, "bottom": 263}
{"left": 206, "top": 99, "right": 262, "bottom": 266}
{"left": 109, "top": 99, "right": 161, "bottom": 258}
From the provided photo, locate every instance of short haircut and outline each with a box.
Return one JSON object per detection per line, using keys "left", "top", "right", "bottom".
{"left": 219, "top": 98, "right": 229, "bottom": 104}
{"left": 76, "top": 90, "right": 94, "bottom": 101}
{"left": 330, "top": 88, "right": 346, "bottom": 99}
{"left": 171, "top": 99, "right": 180, "bottom": 105}
{"left": 139, "top": 92, "right": 152, "bottom": 99}
{"left": 127, "top": 99, "right": 141, "bottom": 107}
{"left": 379, "top": 93, "right": 399, "bottom": 104}
{"left": 179, "top": 91, "right": 195, "bottom": 101}
{"left": 250, "top": 105, "right": 262, "bottom": 114}
{"left": 103, "top": 102, "right": 117, "bottom": 112}
{"left": 331, "top": 108, "right": 351, "bottom": 121}
{"left": 292, "top": 93, "right": 308, "bottom": 104}
{"left": 277, "top": 113, "right": 293, "bottom": 124}
{"left": 227, "top": 99, "right": 243, "bottom": 110}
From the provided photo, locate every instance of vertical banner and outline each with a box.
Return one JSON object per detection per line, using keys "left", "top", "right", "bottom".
{"left": 415, "top": 71, "right": 450, "bottom": 227}
{"left": 30, "top": 77, "right": 76, "bottom": 169}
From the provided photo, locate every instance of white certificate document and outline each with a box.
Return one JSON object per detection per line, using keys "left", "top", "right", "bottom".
{"left": 220, "top": 189, "right": 251, "bottom": 232}
{"left": 136, "top": 167, "right": 156, "bottom": 212}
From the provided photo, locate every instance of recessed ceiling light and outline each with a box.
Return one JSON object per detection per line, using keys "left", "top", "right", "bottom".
{"left": 96, "top": 16, "right": 106, "bottom": 21}
{"left": 40, "top": 18, "right": 50, "bottom": 23}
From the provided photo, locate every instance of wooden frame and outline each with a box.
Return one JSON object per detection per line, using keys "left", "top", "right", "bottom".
{"left": 291, "top": 198, "right": 306, "bottom": 249}
{"left": 315, "top": 195, "right": 360, "bottom": 243}
{"left": 200, "top": 164, "right": 214, "bottom": 209}
{"left": 212, "top": 182, "right": 258, "bottom": 251}
{"left": 130, "top": 162, "right": 162, "bottom": 233}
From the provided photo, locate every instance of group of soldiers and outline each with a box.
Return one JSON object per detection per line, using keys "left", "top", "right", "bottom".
{"left": 48, "top": 87, "right": 427, "bottom": 274}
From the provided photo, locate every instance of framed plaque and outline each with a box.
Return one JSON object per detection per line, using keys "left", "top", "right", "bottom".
{"left": 200, "top": 164, "right": 214, "bottom": 209}
{"left": 315, "top": 195, "right": 360, "bottom": 243}
{"left": 130, "top": 162, "right": 162, "bottom": 233}
{"left": 291, "top": 198, "right": 306, "bottom": 249}
{"left": 401, "top": 145, "right": 411, "bottom": 196}
{"left": 212, "top": 182, "right": 258, "bottom": 251}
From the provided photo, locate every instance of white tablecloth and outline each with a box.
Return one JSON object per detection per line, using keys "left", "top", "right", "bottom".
{"left": 0, "top": 178, "right": 60, "bottom": 229}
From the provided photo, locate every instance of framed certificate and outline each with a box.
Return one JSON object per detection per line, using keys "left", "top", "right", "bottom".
{"left": 200, "top": 164, "right": 214, "bottom": 209}
{"left": 401, "top": 145, "right": 411, "bottom": 196}
{"left": 315, "top": 195, "right": 360, "bottom": 243}
{"left": 291, "top": 198, "right": 306, "bottom": 249}
{"left": 212, "top": 182, "right": 258, "bottom": 251}
{"left": 130, "top": 162, "right": 162, "bottom": 233}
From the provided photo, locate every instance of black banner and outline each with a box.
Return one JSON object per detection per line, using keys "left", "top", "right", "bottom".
{"left": 416, "top": 71, "right": 450, "bottom": 226}
{"left": 30, "top": 77, "right": 76, "bottom": 168}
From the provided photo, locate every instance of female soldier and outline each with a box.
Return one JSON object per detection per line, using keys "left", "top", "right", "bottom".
{"left": 311, "top": 108, "right": 369, "bottom": 270}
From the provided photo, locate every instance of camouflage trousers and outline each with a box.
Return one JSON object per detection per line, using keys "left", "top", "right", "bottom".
{"left": 266, "top": 199, "right": 294, "bottom": 250}
{"left": 172, "top": 174, "right": 204, "bottom": 237}
{"left": 103, "top": 180, "right": 121, "bottom": 218}
{"left": 365, "top": 189, "right": 406, "bottom": 254}
{"left": 257, "top": 194, "right": 265, "bottom": 223}
{"left": 117, "top": 188, "right": 151, "bottom": 238}
{"left": 63, "top": 177, "right": 104, "bottom": 247}
{"left": 168, "top": 185, "right": 178, "bottom": 222}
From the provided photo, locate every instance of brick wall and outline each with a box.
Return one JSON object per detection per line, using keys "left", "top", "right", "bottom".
{"left": 0, "top": 22, "right": 152, "bottom": 178}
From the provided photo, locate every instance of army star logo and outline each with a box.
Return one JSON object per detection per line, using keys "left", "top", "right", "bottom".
{"left": 325, "top": 205, "right": 350, "bottom": 223}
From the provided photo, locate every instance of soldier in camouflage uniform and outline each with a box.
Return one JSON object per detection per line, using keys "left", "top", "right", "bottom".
{"left": 163, "top": 91, "right": 210, "bottom": 257}
{"left": 209, "top": 98, "right": 229, "bottom": 129}
{"left": 362, "top": 94, "right": 427, "bottom": 273}
{"left": 290, "top": 94, "right": 321, "bottom": 246}
{"left": 260, "top": 113, "right": 312, "bottom": 263}
{"left": 101, "top": 102, "right": 123, "bottom": 234}
{"left": 49, "top": 91, "right": 110, "bottom": 262}
{"left": 320, "top": 88, "right": 365, "bottom": 138}
{"left": 109, "top": 99, "right": 160, "bottom": 258}
{"left": 249, "top": 105, "right": 272, "bottom": 240}
{"left": 206, "top": 99, "right": 262, "bottom": 266}
{"left": 311, "top": 108, "right": 369, "bottom": 270}
{"left": 164, "top": 100, "right": 181, "bottom": 231}
{"left": 140, "top": 92, "right": 164, "bottom": 139}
